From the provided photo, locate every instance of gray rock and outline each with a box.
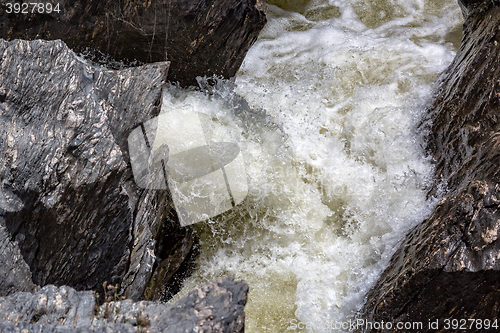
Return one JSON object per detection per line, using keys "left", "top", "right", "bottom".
{"left": 0, "top": 38, "right": 195, "bottom": 300}
{"left": 0, "top": 322, "right": 139, "bottom": 333}
{"left": 0, "top": 218, "right": 37, "bottom": 296}
{"left": 0, "top": 0, "right": 267, "bottom": 87}
{"left": 358, "top": 1, "right": 500, "bottom": 331}
{"left": 0, "top": 277, "right": 248, "bottom": 333}
{"left": 457, "top": 0, "right": 499, "bottom": 17}
{"left": 152, "top": 276, "right": 248, "bottom": 332}
{"left": 0, "top": 285, "right": 95, "bottom": 328}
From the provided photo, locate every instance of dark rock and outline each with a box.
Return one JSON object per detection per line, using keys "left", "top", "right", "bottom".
{"left": 0, "top": 0, "right": 267, "bottom": 87}
{"left": 0, "top": 38, "right": 195, "bottom": 300}
{"left": 358, "top": 1, "right": 500, "bottom": 331}
{"left": 0, "top": 217, "right": 38, "bottom": 296}
{"left": 0, "top": 277, "right": 248, "bottom": 333}
{"left": 457, "top": 0, "right": 499, "bottom": 17}
{"left": 143, "top": 221, "right": 199, "bottom": 302}
{"left": 164, "top": 0, "right": 267, "bottom": 86}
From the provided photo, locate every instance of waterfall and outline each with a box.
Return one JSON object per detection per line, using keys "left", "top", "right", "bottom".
{"left": 163, "top": 1, "right": 463, "bottom": 331}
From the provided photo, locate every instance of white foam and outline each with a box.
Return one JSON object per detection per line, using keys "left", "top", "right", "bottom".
{"left": 165, "top": 1, "right": 463, "bottom": 332}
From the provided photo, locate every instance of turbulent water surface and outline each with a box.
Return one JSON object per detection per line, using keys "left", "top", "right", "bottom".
{"left": 163, "top": 1, "right": 463, "bottom": 332}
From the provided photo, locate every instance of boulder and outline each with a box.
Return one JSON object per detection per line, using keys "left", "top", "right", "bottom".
{"left": 358, "top": 0, "right": 500, "bottom": 330}
{"left": 0, "top": 38, "right": 195, "bottom": 301}
{"left": 164, "top": 0, "right": 267, "bottom": 86}
{"left": 0, "top": 277, "right": 248, "bottom": 333}
{"left": 0, "top": 0, "right": 267, "bottom": 87}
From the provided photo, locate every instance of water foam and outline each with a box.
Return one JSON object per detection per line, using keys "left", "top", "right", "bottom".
{"left": 164, "top": 1, "right": 463, "bottom": 332}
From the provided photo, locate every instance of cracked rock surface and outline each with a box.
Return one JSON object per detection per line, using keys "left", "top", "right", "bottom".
{"left": 358, "top": 1, "right": 500, "bottom": 331}
{"left": 0, "top": 277, "right": 248, "bottom": 333}
{"left": 0, "top": 38, "right": 196, "bottom": 301}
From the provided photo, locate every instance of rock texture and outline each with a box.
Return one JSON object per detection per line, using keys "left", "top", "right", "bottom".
{"left": 0, "top": 218, "right": 38, "bottom": 295}
{"left": 143, "top": 222, "right": 198, "bottom": 302}
{"left": 0, "top": 0, "right": 267, "bottom": 86}
{"left": 163, "top": 0, "right": 267, "bottom": 86}
{"left": 358, "top": 1, "right": 500, "bottom": 331}
{"left": 0, "top": 38, "right": 196, "bottom": 301}
{"left": 0, "top": 277, "right": 248, "bottom": 333}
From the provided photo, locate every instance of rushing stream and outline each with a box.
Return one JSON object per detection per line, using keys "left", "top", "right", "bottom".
{"left": 162, "top": 0, "right": 463, "bottom": 332}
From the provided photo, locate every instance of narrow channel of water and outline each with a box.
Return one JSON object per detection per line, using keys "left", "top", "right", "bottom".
{"left": 164, "top": 1, "right": 463, "bottom": 332}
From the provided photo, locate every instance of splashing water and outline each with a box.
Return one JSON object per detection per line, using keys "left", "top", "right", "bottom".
{"left": 164, "top": 1, "right": 463, "bottom": 332}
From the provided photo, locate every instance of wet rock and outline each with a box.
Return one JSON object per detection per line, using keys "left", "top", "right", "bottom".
{"left": 0, "top": 38, "right": 196, "bottom": 300}
{"left": 143, "top": 222, "right": 198, "bottom": 302}
{"left": 457, "top": 0, "right": 496, "bottom": 17}
{"left": 358, "top": 1, "right": 500, "bottom": 331}
{"left": 0, "top": 277, "right": 248, "bottom": 333}
{"left": 163, "top": 0, "right": 267, "bottom": 86}
{"left": 0, "top": 0, "right": 267, "bottom": 87}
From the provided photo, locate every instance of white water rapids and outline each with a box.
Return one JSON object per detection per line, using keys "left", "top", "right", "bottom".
{"left": 162, "top": 0, "right": 463, "bottom": 332}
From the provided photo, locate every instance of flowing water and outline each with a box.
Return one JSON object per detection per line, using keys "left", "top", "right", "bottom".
{"left": 163, "top": 1, "right": 463, "bottom": 332}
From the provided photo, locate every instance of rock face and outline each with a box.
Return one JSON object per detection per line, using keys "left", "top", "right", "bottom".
{"left": 358, "top": 1, "right": 500, "bottom": 331}
{"left": 164, "top": 0, "right": 267, "bottom": 86}
{"left": 0, "top": 38, "right": 196, "bottom": 301}
{"left": 0, "top": 219, "right": 37, "bottom": 296}
{"left": 0, "top": 277, "right": 248, "bottom": 333}
{"left": 0, "top": 0, "right": 267, "bottom": 86}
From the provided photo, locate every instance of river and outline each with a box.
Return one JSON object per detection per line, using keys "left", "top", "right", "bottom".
{"left": 163, "top": 0, "right": 463, "bottom": 332}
